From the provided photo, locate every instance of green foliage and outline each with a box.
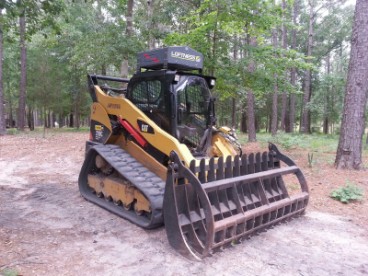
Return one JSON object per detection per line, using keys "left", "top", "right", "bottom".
{"left": 0, "top": 0, "right": 356, "bottom": 136}
{"left": 301, "top": 2, "right": 354, "bottom": 131}
{"left": 3, "top": 0, "right": 64, "bottom": 39}
{"left": 266, "top": 133, "right": 304, "bottom": 150}
{"left": 1, "top": 268, "right": 19, "bottom": 276}
{"left": 242, "top": 132, "right": 368, "bottom": 160}
{"left": 164, "top": 0, "right": 312, "bottom": 109}
{"left": 6, "top": 128, "right": 19, "bottom": 135}
{"left": 330, "top": 183, "right": 364, "bottom": 204}
{"left": 260, "top": 132, "right": 339, "bottom": 152}
{"left": 51, "top": 126, "right": 89, "bottom": 133}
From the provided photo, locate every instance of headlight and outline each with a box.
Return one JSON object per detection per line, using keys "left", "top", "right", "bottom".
{"left": 174, "top": 74, "right": 181, "bottom": 82}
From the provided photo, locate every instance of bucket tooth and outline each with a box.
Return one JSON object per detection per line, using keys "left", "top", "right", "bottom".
{"left": 164, "top": 143, "right": 309, "bottom": 260}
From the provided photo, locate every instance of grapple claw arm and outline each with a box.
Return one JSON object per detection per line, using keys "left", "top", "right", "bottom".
{"left": 164, "top": 146, "right": 309, "bottom": 260}
{"left": 164, "top": 151, "right": 214, "bottom": 260}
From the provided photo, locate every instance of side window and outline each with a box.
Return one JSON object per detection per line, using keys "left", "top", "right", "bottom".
{"left": 147, "top": 81, "right": 161, "bottom": 102}
{"left": 186, "top": 82, "right": 205, "bottom": 114}
{"left": 177, "top": 78, "right": 209, "bottom": 115}
{"left": 131, "top": 82, "right": 148, "bottom": 103}
{"left": 131, "top": 80, "right": 163, "bottom": 110}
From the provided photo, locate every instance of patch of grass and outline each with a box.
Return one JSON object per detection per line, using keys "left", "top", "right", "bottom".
{"left": 5, "top": 128, "right": 20, "bottom": 135}
{"left": 330, "top": 182, "right": 364, "bottom": 204}
{"left": 259, "top": 133, "right": 309, "bottom": 150}
{"left": 236, "top": 131, "right": 249, "bottom": 145}
{"left": 236, "top": 131, "right": 367, "bottom": 170}
{"left": 52, "top": 126, "right": 89, "bottom": 133}
{"left": 1, "top": 268, "right": 19, "bottom": 276}
{"left": 286, "top": 183, "right": 301, "bottom": 192}
{"left": 237, "top": 132, "right": 339, "bottom": 153}
{"left": 4, "top": 127, "right": 89, "bottom": 136}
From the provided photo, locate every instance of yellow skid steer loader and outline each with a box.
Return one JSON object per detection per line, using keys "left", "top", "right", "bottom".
{"left": 78, "top": 46, "right": 309, "bottom": 260}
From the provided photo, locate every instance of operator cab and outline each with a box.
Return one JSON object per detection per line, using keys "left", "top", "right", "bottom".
{"left": 174, "top": 73, "right": 214, "bottom": 151}
{"left": 126, "top": 46, "right": 216, "bottom": 156}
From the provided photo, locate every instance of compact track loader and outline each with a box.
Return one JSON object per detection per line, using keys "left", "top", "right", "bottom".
{"left": 79, "top": 46, "right": 309, "bottom": 260}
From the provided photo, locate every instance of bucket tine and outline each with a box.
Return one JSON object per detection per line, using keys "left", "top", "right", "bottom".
{"left": 164, "top": 144, "right": 309, "bottom": 260}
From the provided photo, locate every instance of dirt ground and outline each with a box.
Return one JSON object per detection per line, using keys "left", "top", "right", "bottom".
{"left": 1, "top": 131, "right": 367, "bottom": 276}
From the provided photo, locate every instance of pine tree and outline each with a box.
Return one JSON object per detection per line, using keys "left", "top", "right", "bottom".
{"left": 335, "top": 0, "right": 368, "bottom": 170}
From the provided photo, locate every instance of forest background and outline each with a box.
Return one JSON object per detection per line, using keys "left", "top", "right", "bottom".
{"left": 0, "top": 0, "right": 366, "bottom": 167}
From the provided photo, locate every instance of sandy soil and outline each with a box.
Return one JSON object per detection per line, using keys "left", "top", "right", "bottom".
{"left": 0, "top": 132, "right": 367, "bottom": 276}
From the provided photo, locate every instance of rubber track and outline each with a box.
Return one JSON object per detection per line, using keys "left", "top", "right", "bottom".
{"left": 78, "top": 144, "right": 165, "bottom": 229}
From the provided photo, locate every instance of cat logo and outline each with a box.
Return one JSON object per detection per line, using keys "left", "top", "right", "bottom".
{"left": 95, "top": 125, "right": 103, "bottom": 131}
{"left": 137, "top": 120, "right": 154, "bottom": 134}
{"left": 141, "top": 124, "right": 149, "bottom": 132}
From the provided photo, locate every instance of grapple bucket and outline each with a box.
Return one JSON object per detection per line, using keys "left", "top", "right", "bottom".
{"left": 163, "top": 143, "right": 309, "bottom": 260}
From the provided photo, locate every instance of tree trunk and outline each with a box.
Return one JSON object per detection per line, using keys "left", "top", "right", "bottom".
{"left": 323, "top": 54, "right": 331, "bottom": 134}
{"left": 289, "top": 70, "right": 296, "bottom": 133}
{"left": 27, "top": 108, "right": 34, "bottom": 131}
{"left": 280, "top": 0, "right": 288, "bottom": 131}
{"left": 323, "top": 118, "right": 329, "bottom": 134}
{"left": 335, "top": 0, "right": 368, "bottom": 170}
{"left": 58, "top": 113, "right": 63, "bottom": 128}
{"left": 289, "top": 0, "right": 299, "bottom": 133}
{"left": 209, "top": 1, "right": 220, "bottom": 77}
{"left": 75, "top": 109, "right": 80, "bottom": 128}
{"left": 74, "top": 90, "right": 80, "bottom": 129}
{"left": 48, "top": 110, "right": 53, "bottom": 128}
{"left": 247, "top": 91, "right": 256, "bottom": 142}
{"left": 74, "top": 97, "right": 80, "bottom": 129}
{"left": 8, "top": 95, "right": 14, "bottom": 128}
{"left": 43, "top": 108, "right": 46, "bottom": 138}
{"left": 17, "top": 12, "right": 27, "bottom": 131}
{"left": 271, "top": 15, "right": 278, "bottom": 137}
{"left": 231, "top": 98, "right": 236, "bottom": 128}
{"left": 101, "top": 64, "right": 107, "bottom": 75}
{"left": 121, "top": 0, "right": 134, "bottom": 78}
{"left": 52, "top": 112, "right": 56, "bottom": 128}
{"left": 300, "top": 0, "right": 314, "bottom": 134}
{"left": 69, "top": 113, "right": 74, "bottom": 128}
{"left": 126, "top": 0, "right": 134, "bottom": 36}
{"left": 120, "top": 60, "right": 129, "bottom": 78}
{"left": 246, "top": 37, "right": 257, "bottom": 142}
{"left": 147, "top": 0, "right": 155, "bottom": 49}
{"left": 44, "top": 109, "right": 48, "bottom": 128}
{"left": 0, "top": 19, "right": 5, "bottom": 135}
{"left": 271, "top": 81, "right": 278, "bottom": 136}
{"left": 241, "top": 105, "right": 247, "bottom": 133}
{"left": 231, "top": 37, "right": 238, "bottom": 129}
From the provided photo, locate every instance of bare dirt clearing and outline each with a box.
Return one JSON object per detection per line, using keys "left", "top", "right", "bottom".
{"left": 1, "top": 132, "right": 367, "bottom": 275}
